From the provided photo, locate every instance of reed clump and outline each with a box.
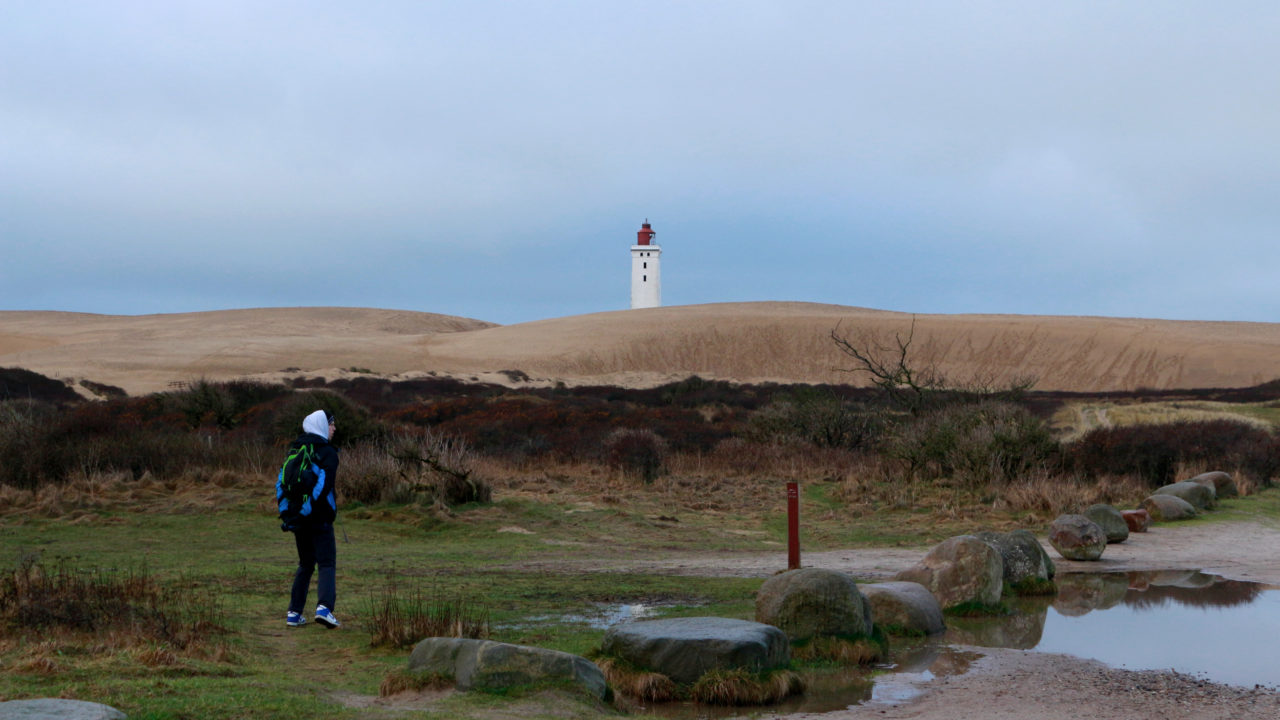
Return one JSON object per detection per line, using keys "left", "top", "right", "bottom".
{"left": 688, "top": 667, "right": 805, "bottom": 705}
{"left": 364, "top": 581, "right": 490, "bottom": 649}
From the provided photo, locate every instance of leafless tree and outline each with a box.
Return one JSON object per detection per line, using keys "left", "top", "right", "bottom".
{"left": 831, "top": 316, "right": 1036, "bottom": 415}
{"left": 831, "top": 316, "right": 942, "bottom": 414}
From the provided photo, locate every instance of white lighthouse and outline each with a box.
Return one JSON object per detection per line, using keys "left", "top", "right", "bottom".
{"left": 630, "top": 220, "right": 661, "bottom": 309}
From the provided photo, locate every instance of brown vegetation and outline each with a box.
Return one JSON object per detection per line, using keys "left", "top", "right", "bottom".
{"left": 365, "top": 582, "right": 490, "bottom": 649}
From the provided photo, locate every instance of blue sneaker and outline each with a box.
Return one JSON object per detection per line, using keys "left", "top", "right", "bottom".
{"left": 286, "top": 611, "right": 306, "bottom": 627}
{"left": 315, "top": 605, "right": 340, "bottom": 629}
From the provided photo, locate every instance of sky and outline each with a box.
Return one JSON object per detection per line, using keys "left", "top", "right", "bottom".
{"left": 3, "top": 1, "right": 1278, "bottom": 325}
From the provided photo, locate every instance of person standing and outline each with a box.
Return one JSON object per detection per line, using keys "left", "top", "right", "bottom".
{"left": 284, "top": 409, "right": 341, "bottom": 628}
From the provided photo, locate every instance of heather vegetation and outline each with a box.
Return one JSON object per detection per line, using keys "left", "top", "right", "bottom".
{"left": 2, "top": 366, "right": 1279, "bottom": 517}
{"left": 3, "top": 364, "right": 1280, "bottom": 717}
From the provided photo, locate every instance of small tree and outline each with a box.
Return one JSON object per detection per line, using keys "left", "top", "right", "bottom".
{"left": 831, "top": 316, "right": 1035, "bottom": 414}
{"left": 831, "top": 317, "right": 943, "bottom": 415}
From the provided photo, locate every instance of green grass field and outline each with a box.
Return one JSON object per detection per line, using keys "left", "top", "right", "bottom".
{"left": 6, "top": 468, "right": 1280, "bottom": 719}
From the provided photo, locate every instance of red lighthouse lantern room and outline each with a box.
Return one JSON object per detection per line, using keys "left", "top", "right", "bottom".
{"left": 636, "top": 221, "right": 655, "bottom": 245}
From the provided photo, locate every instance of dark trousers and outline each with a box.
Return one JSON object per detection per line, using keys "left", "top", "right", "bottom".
{"left": 290, "top": 522, "right": 336, "bottom": 613}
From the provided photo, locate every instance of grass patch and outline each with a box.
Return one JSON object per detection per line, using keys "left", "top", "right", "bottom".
{"left": 364, "top": 580, "right": 490, "bottom": 648}
{"left": 791, "top": 632, "right": 887, "bottom": 665}
{"left": 688, "top": 666, "right": 805, "bottom": 705}
{"left": 0, "top": 558, "right": 226, "bottom": 652}
{"left": 379, "top": 668, "right": 453, "bottom": 696}
{"left": 592, "top": 655, "right": 677, "bottom": 702}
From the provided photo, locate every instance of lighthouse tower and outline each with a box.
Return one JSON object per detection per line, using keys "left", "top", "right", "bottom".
{"left": 630, "top": 220, "right": 661, "bottom": 309}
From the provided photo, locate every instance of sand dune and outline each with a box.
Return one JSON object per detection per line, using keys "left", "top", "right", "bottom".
{"left": 2, "top": 302, "right": 1278, "bottom": 396}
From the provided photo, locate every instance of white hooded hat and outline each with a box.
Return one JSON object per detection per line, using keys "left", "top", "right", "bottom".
{"left": 302, "top": 409, "right": 331, "bottom": 439}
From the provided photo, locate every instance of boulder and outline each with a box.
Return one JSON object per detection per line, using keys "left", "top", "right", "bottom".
{"left": 1082, "top": 504, "right": 1129, "bottom": 543}
{"left": 1142, "top": 494, "right": 1198, "bottom": 521}
{"left": 860, "top": 581, "right": 945, "bottom": 635}
{"left": 409, "top": 638, "right": 607, "bottom": 699}
{"left": 1190, "top": 471, "right": 1238, "bottom": 498}
{"left": 0, "top": 700, "right": 126, "bottom": 720}
{"left": 974, "top": 529, "right": 1056, "bottom": 586}
{"left": 1048, "top": 514, "right": 1107, "bottom": 561}
{"left": 1153, "top": 481, "right": 1216, "bottom": 510}
{"left": 599, "top": 617, "right": 789, "bottom": 685}
{"left": 755, "top": 568, "right": 873, "bottom": 641}
{"left": 892, "top": 535, "right": 1003, "bottom": 609}
{"left": 1120, "top": 509, "right": 1150, "bottom": 532}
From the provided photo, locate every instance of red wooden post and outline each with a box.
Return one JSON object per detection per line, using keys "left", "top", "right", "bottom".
{"left": 786, "top": 481, "right": 800, "bottom": 570}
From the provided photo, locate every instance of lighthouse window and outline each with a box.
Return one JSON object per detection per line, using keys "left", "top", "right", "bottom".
{"left": 643, "top": 262, "right": 647, "bottom": 269}
{"left": 643, "top": 275, "right": 647, "bottom": 282}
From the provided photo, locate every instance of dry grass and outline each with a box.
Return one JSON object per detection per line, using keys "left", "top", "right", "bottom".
{"left": 688, "top": 667, "right": 805, "bottom": 706}
{"left": 0, "top": 468, "right": 254, "bottom": 521}
{"left": 379, "top": 669, "right": 454, "bottom": 696}
{"left": 593, "top": 656, "right": 677, "bottom": 702}
{"left": 791, "top": 635, "right": 884, "bottom": 665}
{"left": 0, "top": 559, "right": 226, "bottom": 656}
{"left": 992, "top": 471, "right": 1150, "bottom": 518}
{"left": 1058, "top": 400, "right": 1275, "bottom": 440}
{"left": 364, "top": 582, "right": 490, "bottom": 649}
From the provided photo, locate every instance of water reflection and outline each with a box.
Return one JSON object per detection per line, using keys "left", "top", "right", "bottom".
{"left": 946, "top": 570, "right": 1280, "bottom": 689}
{"left": 1124, "top": 570, "right": 1264, "bottom": 609}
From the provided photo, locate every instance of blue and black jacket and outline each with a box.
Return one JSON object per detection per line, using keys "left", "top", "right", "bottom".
{"left": 289, "top": 431, "right": 340, "bottom": 526}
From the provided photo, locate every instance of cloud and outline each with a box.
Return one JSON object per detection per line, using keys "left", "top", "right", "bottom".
{"left": 2, "top": 1, "right": 1278, "bottom": 323}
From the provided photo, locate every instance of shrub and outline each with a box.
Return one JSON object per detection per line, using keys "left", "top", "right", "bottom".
{"left": 0, "top": 367, "right": 81, "bottom": 405}
{"left": 343, "top": 432, "right": 490, "bottom": 507}
{"left": 749, "top": 390, "right": 882, "bottom": 450}
{"left": 272, "top": 389, "right": 384, "bottom": 445}
{"left": 885, "top": 400, "right": 1056, "bottom": 486}
{"left": 1066, "top": 419, "right": 1278, "bottom": 487}
{"left": 603, "top": 428, "right": 668, "bottom": 482}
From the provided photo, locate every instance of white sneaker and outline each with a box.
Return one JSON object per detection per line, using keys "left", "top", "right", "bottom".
{"left": 314, "top": 605, "right": 340, "bottom": 629}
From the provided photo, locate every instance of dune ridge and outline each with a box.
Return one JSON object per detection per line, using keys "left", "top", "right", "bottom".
{"left": 2, "top": 302, "right": 1278, "bottom": 396}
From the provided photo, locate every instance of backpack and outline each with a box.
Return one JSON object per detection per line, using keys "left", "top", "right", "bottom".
{"left": 276, "top": 441, "right": 326, "bottom": 532}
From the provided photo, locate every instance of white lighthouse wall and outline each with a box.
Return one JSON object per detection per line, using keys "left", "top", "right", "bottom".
{"left": 630, "top": 245, "right": 661, "bottom": 309}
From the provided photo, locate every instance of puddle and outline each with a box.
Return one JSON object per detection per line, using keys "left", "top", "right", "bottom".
{"left": 953, "top": 570, "right": 1280, "bottom": 688}
{"left": 633, "top": 570, "right": 1280, "bottom": 717}
{"left": 509, "top": 600, "right": 694, "bottom": 630}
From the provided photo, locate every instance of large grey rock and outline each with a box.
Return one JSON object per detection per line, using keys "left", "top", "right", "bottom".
{"left": 599, "top": 616, "right": 789, "bottom": 684}
{"left": 860, "top": 581, "right": 945, "bottom": 635}
{"left": 1142, "top": 493, "right": 1198, "bottom": 521}
{"left": 1048, "top": 514, "right": 1106, "bottom": 561}
{"left": 974, "top": 529, "right": 1056, "bottom": 586}
{"left": 892, "top": 535, "right": 1003, "bottom": 609}
{"left": 0, "top": 700, "right": 125, "bottom": 720}
{"left": 408, "top": 638, "right": 607, "bottom": 699}
{"left": 1154, "top": 481, "right": 1216, "bottom": 510}
{"left": 755, "top": 568, "right": 872, "bottom": 641}
{"left": 1082, "top": 504, "right": 1129, "bottom": 543}
{"left": 1189, "top": 471, "right": 1238, "bottom": 498}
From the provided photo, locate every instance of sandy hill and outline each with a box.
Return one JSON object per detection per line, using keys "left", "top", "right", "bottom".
{"left": 1, "top": 302, "right": 1278, "bottom": 396}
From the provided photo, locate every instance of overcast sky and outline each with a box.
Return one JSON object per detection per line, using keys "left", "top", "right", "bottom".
{"left": 3, "top": 1, "right": 1277, "bottom": 325}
